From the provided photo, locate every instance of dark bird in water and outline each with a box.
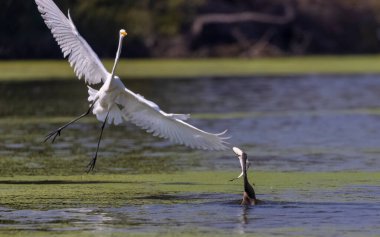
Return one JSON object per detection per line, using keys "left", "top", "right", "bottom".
{"left": 232, "top": 147, "right": 259, "bottom": 205}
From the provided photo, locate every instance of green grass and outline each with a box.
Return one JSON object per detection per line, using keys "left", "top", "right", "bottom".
{"left": 2, "top": 55, "right": 380, "bottom": 81}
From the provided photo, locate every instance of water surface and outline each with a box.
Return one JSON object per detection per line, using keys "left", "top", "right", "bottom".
{"left": 0, "top": 75, "right": 379, "bottom": 236}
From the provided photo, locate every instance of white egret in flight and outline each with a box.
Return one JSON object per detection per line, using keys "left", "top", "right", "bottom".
{"left": 35, "top": 0, "right": 229, "bottom": 172}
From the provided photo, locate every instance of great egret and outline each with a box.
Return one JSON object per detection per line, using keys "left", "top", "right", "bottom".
{"left": 35, "top": 0, "right": 229, "bottom": 172}
{"left": 232, "top": 147, "right": 258, "bottom": 205}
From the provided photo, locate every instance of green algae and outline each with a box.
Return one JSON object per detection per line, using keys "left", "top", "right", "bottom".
{"left": 0, "top": 171, "right": 378, "bottom": 209}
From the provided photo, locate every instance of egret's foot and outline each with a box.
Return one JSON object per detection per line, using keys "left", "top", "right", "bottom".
{"left": 86, "top": 156, "right": 97, "bottom": 173}
{"left": 44, "top": 129, "right": 61, "bottom": 143}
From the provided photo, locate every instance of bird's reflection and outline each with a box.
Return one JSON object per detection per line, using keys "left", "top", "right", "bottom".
{"left": 241, "top": 204, "right": 251, "bottom": 224}
{"left": 234, "top": 204, "right": 252, "bottom": 234}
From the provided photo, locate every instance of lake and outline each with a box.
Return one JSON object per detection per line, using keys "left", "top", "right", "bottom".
{"left": 0, "top": 75, "right": 379, "bottom": 236}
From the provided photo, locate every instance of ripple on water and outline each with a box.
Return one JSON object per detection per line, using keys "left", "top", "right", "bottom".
{"left": 0, "top": 187, "right": 379, "bottom": 236}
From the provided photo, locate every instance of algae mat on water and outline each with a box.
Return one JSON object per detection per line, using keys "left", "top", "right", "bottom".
{"left": 0, "top": 171, "right": 378, "bottom": 209}
{"left": 0, "top": 171, "right": 379, "bottom": 236}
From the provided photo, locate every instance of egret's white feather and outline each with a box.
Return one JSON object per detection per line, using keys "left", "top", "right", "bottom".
{"left": 116, "top": 88, "right": 229, "bottom": 150}
{"left": 87, "top": 86, "right": 124, "bottom": 125}
{"left": 35, "top": 0, "right": 110, "bottom": 84}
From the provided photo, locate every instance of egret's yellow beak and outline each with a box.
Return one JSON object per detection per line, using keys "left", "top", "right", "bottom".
{"left": 120, "top": 29, "right": 128, "bottom": 37}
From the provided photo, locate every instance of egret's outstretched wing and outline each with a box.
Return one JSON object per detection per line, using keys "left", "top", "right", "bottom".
{"left": 117, "top": 88, "right": 229, "bottom": 150}
{"left": 35, "top": 0, "right": 110, "bottom": 84}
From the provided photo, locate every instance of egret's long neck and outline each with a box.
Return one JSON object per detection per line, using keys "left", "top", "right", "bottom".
{"left": 110, "top": 35, "right": 124, "bottom": 79}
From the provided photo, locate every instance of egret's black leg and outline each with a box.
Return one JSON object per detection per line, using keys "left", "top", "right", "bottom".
{"left": 44, "top": 102, "right": 95, "bottom": 143}
{"left": 86, "top": 111, "right": 109, "bottom": 173}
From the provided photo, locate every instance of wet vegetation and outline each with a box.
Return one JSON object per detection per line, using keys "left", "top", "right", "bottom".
{"left": 0, "top": 171, "right": 379, "bottom": 209}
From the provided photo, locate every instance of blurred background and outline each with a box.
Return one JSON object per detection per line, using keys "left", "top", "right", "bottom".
{"left": 2, "top": 0, "right": 380, "bottom": 59}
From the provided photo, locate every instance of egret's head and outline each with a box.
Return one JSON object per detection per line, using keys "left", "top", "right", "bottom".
{"left": 120, "top": 29, "right": 128, "bottom": 38}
